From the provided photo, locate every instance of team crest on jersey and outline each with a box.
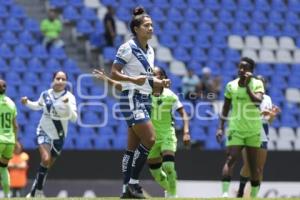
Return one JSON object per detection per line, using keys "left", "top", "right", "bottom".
{"left": 133, "top": 110, "right": 145, "bottom": 120}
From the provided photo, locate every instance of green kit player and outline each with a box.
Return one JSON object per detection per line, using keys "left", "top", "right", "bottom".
{"left": 147, "top": 67, "right": 190, "bottom": 198}
{"left": 93, "top": 67, "right": 190, "bottom": 198}
{"left": 216, "top": 57, "right": 264, "bottom": 198}
{"left": 0, "top": 79, "right": 18, "bottom": 198}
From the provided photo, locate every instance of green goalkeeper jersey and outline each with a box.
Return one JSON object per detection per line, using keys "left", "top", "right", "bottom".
{"left": 224, "top": 78, "right": 264, "bottom": 135}
{"left": 151, "top": 88, "right": 183, "bottom": 141}
{"left": 0, "top": 95, "right": 17, "bottom": 144}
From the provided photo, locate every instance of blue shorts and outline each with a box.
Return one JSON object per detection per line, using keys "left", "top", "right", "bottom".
{"left": 119, "top": 90, "right": 151, "bottom": 127}
{"left": 37, "top": 130, "right": 64, "bottom": 157}
{"left": 260, "top": 141, "right": 268, "bottom": 150}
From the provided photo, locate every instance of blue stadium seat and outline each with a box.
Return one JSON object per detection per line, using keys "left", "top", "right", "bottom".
{"left": 76, "top": 20, "right": 94, "bottom": 35}
{"left": 0, "top": 58, "right": 8, "bottom": 72}
{"left": 23, "top": 72, "right": 39, "bottom": 86}
{"left": 93, "top": 136, "right": 111, "bottom": 150}
{"left": 6, "top": 84, "right": 18, "bottom": 99}
{"left": 10, "top": 5, "right": 26, "bottom": 19}
{"left": 282, "top": 24, "right": 298, "bottom": 37}
{"left": 218, "top": 10, "right": 234, "bottom": 24}
{"left": 281, "top": 114, "right": 298, "bottom": 128}
{"left": 24, "top": 19, "right": 40, "bottom": 34}
{"left": 179, "top": 22, "right": 196, "bottom": 36}
{"left": 100, "top": 0, "right": 118, "bottom": 7}
{"left": 286, "top": 12, "right": 299, "bottom": 25}
{"left": 76, "top": 136, "right": 93, "bottom": 150}
{"left": 94, "top": 20, "right": 105, "bottom": 34}
{"left": 162, "top": 21, "right": 179, "bottom": 36}
{"left": 255, "top": 0, "right": 270, "bottom": 11}
{"left": 14, "top": 44, "right": 31, "bottom": 59}
{"left": 271, "top": 0, "right": 287, "bottom": 12}
{"left": 191, "top": 47, "right": 207, "bottom": 62}
{"left": 288, "top": 0, "right": 300, "bottom": 12}
{"left": 112, "top": 135, "right": 127, "bottom": 150}
{"left": 153, "top": 0, "right": 169, "bottom": 9}
{"left": 63, "top": 6, "right": 80, "bottom": 22}
{"left": 225, "top": 49, "right": 240, "bottom": 62}
{"left": 89, "top": 32, "right": 105, "bottom": 48}
{"left": 68, "top": 0, "right": 84, "bottom": 9}
{"left": 273, "top": 64, "right": 290, "bottom": 76}
{"left": 103, "top": 47, "right": 117, "bottom": 62}
{"left": 116, "top": 7, "right": 130, "bottom": 22}
{"left": 18, "top": 85, "right": 35, "bottom": 96}
{"left": 201, "top": 9, "right": 217, "bottom": 23}
{"left": 2, "top": 31, "right": 18, "bottom": 46}
{"left": 0, "top": 44, "right": 13, "bottom": 59}
{"left": 159, "top": 35, "right": 176, "bottom": 49}
{"left": 170, "top": 0, "right": 187, "bottom": 9}
{"left": 256, "top": 63, "right": 273, "bottom": 77}
{"left": 49, "top": 0, "right": 67, "bottom": 9}
{"left": 235, "top": 10, "right": 251, "bottom": 24}
{"left": 265, "top": 23, "right": 281, "bottom": 36}
{"left": 196, "top": 22, "right": 213, "bottom": 36}
{"left": 5, "top": 18, "right": 22, "bottom": 32}
{"left": 220, "top": 0, "right": 236, "bottom": 11}
{"left": 231, "top": 22, "right": 247, "bottom": 36}
{"left": 167, "top": 8, "right": 183, "bottom": 23}
{"left": 135, "top": 0, "right": 153, "bottom": 9}
{"left": 173, "top": 47, "right": 191, "bottom": 62}
{"left": 248, "top": 23, "right": 264, "bottom": 36}
{"left": 50, "top": 47, "right": 67, "bottom": 61}
{"left": 32, "top": 45, "right": 49, "bottom": 60}
{"left": 119, "top": 0, "right": 135, "bottom": 9}
{"left": 6, "top": 72, "right": 21, "bottom": 86}
{"left": 288, "top": 75, "right": 300, "bottom": 88}
{"left": 269, "top": 11, "right": 284, "bottom": 24}
{"left": 63, "top": 58, "right": 81, "bottom": 73}
{"left": 150, "top": 8, "right": 166, "bottom": 23}
{"left": 183, "top": 8, "right": 199, "bottom": 24}
{"left": 212, "top": 36, "right": 227, "bottom": 49}
{"left": 19, "top": 31, "right": 37, "bottom": 46}
{"left": 187, "top": 0, "right": 203, "bottom": 9}
{"left": 238, "top": 0, "right": 254, "bottom": 11}
{"left": 28, "top": 58, "right": 44, "bottom": 73}
{"left": 190, "top": 127, "right": 207, "bottom": 142}
{"left": 208, "top": 48, "right": 224, "bottom": 62}
{"left": 204, "top": 0, "right": 220, "bottom": 10}
{"left": 45, "top": 58, "right": 62, "bottom": 72}
{"left": 214, "top": 22, "right": 230, "bottom": 36}
{"left": 177, "top": 35, "right": 194, "bottom": 49}
{"left": 81, "top": 7, "right": 98, "bottom": 21}
{"left": 252, "top": 11, "right": 268, "bottom": 24}
{"left": 0, "top": 5, "right": 9, "bottom": 19}
{"left": 10, "top": 57, "right": 27, "bottom": 72}
{"left": 195, "top": 35, "right": 211, "bottom": 49}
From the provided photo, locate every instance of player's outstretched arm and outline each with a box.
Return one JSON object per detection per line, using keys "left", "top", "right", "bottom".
{"left": 93, "top": 68, "right": 122, "bottom": 91}
{"left": 21, "top": 96, "right": 43, "bottom": 110}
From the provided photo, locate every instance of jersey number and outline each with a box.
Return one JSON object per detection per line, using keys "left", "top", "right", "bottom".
{"left": 0, "top": 113, "right": 12, "bottom": 129}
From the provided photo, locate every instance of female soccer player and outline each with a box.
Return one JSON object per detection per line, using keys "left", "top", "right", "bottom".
{"left": 0, "top": 79, "right": 18, "bottom": 198}
{"left": 216, "top": 57, "right": 264, "bottom": 198}
{"left": 93, "top": 67, "right": 190, "bottom": 198}
{"left": 21, "top": 71, "right": 77, "bottom": 197}
{"left": 110, "top": 7, "right": 170, "bottom": 198}
{"left": 237, "top": 75, "right": 280, "bottom": 197}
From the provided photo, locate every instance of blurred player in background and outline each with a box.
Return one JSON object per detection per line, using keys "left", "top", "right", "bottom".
{"left": 21, "top": 71, "right": 77, "bottom": 197}
{"left": 0, "top": 79, "right": 18, "bottom": 198}
{"left": 216, "top": 57, "right": 264, "bottom": 198}
{"left": 110, "top": 6, "right": 170, "bottom": 198}
{"left": 237, "top": 75, "right": 280, "bottom": 197}
{"left": 147, "top": 67, "right": 190, "bottom": 198}
{"left": 8, "top": 141, "right": 29, "bottom": 197}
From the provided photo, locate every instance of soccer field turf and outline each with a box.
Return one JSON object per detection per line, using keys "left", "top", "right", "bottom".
{"left": 6, "top": 198, "right": 300, "bottom": 200}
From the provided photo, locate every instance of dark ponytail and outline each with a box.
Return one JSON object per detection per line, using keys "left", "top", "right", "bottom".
{"left": 129, "top": 7, "right": 150, "bottom": 36}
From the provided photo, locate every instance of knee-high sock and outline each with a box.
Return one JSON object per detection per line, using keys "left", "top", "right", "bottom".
{"left": 222, "top": 176, "right": 231, "bottom": 195}
{"left": 31, "top": 164, "right": 48, "bottom": 195}
{"left": 250, "top": 180, "right": 260, "bottom": 198}
{"left": 149, "top": 163, "right": 169, "bottom": 191}
{"left": 162, "top": 161, "right": 177, "bottom": 196}
{"left": 129, "top": 144, "right": 149, "bottom": 182}
{"left": 237, "top": 175, "right": 249, "bottom": 197}
{"left": 122, "top": 150, "right": 134, "bottom": 192}
{"left": 0, "top": 166, "right": 10, "bottom": 197}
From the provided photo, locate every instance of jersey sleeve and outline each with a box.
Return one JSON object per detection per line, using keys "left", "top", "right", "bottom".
{"left": 224, "top": 82, "right": 232, "bottom": 99}
{"left": 113, "top": 43, "right": 132, "bottom": 67}
{"left": 26, "top": 92, "right": 44, "bottom": 110}
{"left": 172, "top": 93, "right": 183, "bottom": 111}
{"left": 253, "top": 79, "right": 265, "bottom": 94}
{"left": 260, "top": 95, "right": 272, "bottom": 112}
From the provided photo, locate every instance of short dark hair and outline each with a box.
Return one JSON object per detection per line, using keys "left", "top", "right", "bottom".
{"left": 129, "top": 7, "right": 150, "bottom": 36}
{"left": 52, "top": 71, "right": 68, "bottom": 80}
{"left": 240, "top": 57, "right": 255, "bottom": 70}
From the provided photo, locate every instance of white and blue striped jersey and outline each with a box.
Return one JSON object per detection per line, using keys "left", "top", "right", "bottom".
{"left": 26, "top": 89, "right": 77, "bottom": 140}
{"left": 260, "top": 94, "right": 272, "bottom": 142}
{"left": 113, "top": 38, "right": 155, "bottom": 94}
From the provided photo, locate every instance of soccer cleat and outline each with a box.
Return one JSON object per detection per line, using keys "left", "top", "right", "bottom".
{"left": 164, "top": 190, "right": 178, "bottom": 198}
{"left": 35, "top": 190, "right": 45, "bottom": 198}
{"left": 120, "top": 186, "right": 132, "bottom": 199}
{"left": 26, "top": 193, "right": 32, "bottom": 198}
{"left": 127, "top": 184, "right": 145, "bottom": 199}
{"left": 222, "top": 192, "right": 229, "bottom": 198}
